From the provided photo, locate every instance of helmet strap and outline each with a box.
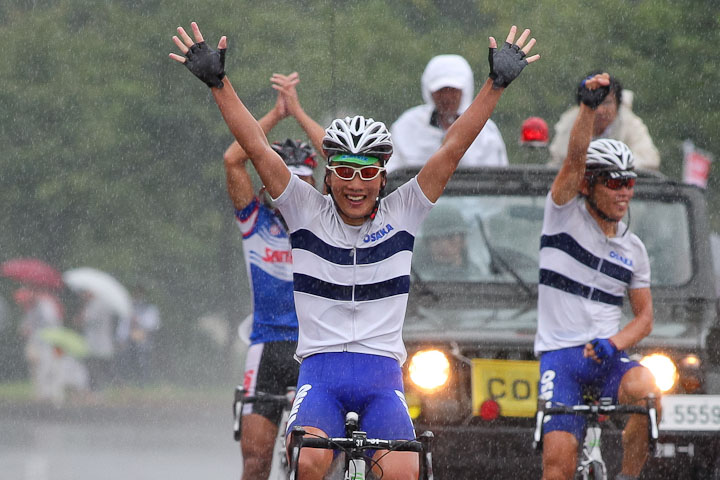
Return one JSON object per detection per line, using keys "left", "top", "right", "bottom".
{"left": 585, "top": 194, "right": 617, "bottom": 223}
{"left": 584, "top": 184, "right": 630, "bottom": 236}
{"left": 370, "top": 176, "right": 387, "bottom": 221}
{"left": 369, "top": 198, "right": 380, "bottom": 220}
{"left": 584, "top": 179, "right": 618, "bottom": 225}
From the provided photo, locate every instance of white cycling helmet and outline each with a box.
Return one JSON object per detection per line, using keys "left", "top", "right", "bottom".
{"left": 322, "top": 115, "right": 393, "bottom": 165}
{"left": 585, "top": 138, "right": 637, "bottom": 179}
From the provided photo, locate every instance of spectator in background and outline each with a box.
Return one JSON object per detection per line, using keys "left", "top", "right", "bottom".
{"left": 415, "top": 203, "right": 483, "bottom": 281}
{"left": 388, "top": 54, "right": 508, "bottom": 174}
{"left": 549, "top": 71, "right": 660, "bottom": 170}
{"left": 0, "top": 294, "right": 8, "bottom": 332}
{"left": 518, "top": 116, "right": 550, "bottom": 164}
{"left": 116, "top": 285, "right": 160, "bottom": 385}
{"left": 76, "top": 291, "right": 115, "bottom": 391}
{"left": 15, "top": 287, "right": 65, "bottom": 403}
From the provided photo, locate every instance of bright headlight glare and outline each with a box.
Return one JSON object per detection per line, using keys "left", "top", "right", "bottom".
{"left": 640, "top": 353, "right": 678, "bottom": 392}
{"left": 409, "top": 349, "right": 450, "bottom": 391}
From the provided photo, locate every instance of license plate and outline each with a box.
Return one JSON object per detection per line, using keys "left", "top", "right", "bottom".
{"left": 659, "top": 395, "right": 720, "bottom": 431}
{"left": 471, "top": 359, "right": 539, "bottom": 418}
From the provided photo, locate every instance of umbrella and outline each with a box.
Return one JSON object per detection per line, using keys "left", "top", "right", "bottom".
{"left": 63, "top": 267, "right": 132, "bottom": 321}
{"left": 1, "top": 258, "right": 63, "bottom": 290}
{"left": 39, "top": 326, "right": 89, "bottom": 358}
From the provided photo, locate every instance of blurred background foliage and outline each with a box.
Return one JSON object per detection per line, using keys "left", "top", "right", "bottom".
{"left": 1, "top": 0, "right": 719, "bottom": 382}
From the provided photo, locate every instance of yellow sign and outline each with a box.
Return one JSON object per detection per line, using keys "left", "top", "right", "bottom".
{"left": 471, "top": 359, "right": 540, "bottom": 418}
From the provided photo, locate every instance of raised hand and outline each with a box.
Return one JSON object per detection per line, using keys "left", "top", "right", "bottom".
{"left": 577, "top": 73, "right": 611, "bottom": 109}
{"left": 169, "top": 22, "right": 227, "bottom": 88}
{"left": 271, "top": 72, "right": 301, "bottom": 116}
{"left": 488, "top": 25, "right": 539, "bottom": 89}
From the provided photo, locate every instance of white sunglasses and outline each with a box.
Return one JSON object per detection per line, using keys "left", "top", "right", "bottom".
{"left": 326, "top": 164, "right": 386, "bottom": 181}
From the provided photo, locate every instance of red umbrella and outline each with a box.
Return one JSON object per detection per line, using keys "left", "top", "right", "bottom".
{"left": 1, "top": 258, "right": 63, "bottom": 290}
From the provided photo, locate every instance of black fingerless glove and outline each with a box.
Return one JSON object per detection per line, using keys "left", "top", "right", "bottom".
{"left": 184, "top": 41, "right": 226, "bottom": 88}
{"left": 488, "top": 42, "right": 528, "bottom": 88}
{"left": 578, "top": 77, "right": 610, "bottom": 109}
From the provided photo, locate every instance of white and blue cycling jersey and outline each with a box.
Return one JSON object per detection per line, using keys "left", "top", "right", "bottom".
{"left": 272, "top": 175, "right": 434, "bottom": 365}
{"left": 535, "top": 192, "right": 650, "bottom": 355}
{"left": 236, "top": 198, "right": 298, "bottom": 344}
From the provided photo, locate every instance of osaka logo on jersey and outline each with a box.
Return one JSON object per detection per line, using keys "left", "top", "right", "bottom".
{"left": 609, "top": 250, "right": 633, "bottom": 267}
{"left": 363, "top": 224, "right": 394, "bottom": 243}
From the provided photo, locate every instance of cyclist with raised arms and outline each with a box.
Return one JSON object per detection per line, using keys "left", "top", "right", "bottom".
{"left": 535, "top": 73, "right": 661, "bottom": 480}
{"left": 171, "top": 22, "right": 539, "bottom": 480}
{"left": 225, "top": 72, "right": 322, "bottom": 480}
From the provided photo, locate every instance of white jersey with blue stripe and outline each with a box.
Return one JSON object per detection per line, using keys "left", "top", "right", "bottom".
{"left": 236, "top": 198, "right": 298, "bottom": 344}
{"left": 534, "top": 192, "right": 650, "bottom": 355}
{"left": 273, "top": 175, "right": 434, "bottom": 364}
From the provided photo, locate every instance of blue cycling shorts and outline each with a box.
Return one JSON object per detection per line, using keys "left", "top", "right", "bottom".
{"left": 539, "top": 345, "right": 642, "bottom": 441}
{"left": 286, "top": 352, "right": 416, "bottom": 442}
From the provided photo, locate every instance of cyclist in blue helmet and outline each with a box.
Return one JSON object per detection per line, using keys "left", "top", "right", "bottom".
{"left": 172, "top": 22, "right": 539, "bottom": 480}
{"left": 535, "top": 73, "right": 660, "bottom": 480}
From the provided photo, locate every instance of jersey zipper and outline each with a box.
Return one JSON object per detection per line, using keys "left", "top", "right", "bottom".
{"left": 351, "top": 245, "right": 357, "bottom": 342}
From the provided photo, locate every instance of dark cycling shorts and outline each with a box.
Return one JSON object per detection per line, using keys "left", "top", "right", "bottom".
{"left": 242, "top": 340, "right": 299, "bottom": 424}
{"left": 285, "top": 352, "right": 416, "bottom": 442}
{"left": 539, "top": 345, "right": 643, "bottom": 441}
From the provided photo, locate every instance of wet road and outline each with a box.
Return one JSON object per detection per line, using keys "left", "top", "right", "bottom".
{"left": 0, "top": 402, "right": 241, "bottom": 480}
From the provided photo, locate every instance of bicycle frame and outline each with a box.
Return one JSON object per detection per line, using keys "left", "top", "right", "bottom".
{"left": 233, "top": 386, "right": 296, "bottom": 479}
{"left": 287, "top": 412, "right": 434, "bottom": 480}
{"left": 533, "top": 394, "right": 659, "bottom": 480}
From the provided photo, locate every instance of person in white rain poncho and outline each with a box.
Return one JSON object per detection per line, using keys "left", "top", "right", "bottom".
{"left": 388, "top": 54, "right": 508, "bottom": 174}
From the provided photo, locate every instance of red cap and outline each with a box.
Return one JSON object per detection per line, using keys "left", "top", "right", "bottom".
{"left": 520, "top": 117, "right": 549, "bottom": 146}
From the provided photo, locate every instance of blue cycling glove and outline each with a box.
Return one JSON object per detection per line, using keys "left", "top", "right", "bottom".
{"left": 184, "top": 41, "right": 226, "bottom": 88}
{"left": 488, "top": 42, "right": 528, "bottom": 89}
{"left": 590, "top": 338, "right": 618, "bottom": 361}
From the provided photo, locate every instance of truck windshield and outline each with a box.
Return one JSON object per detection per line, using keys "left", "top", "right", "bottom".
{"left": 412, "top": 195, "right": 692, "bottom": 287}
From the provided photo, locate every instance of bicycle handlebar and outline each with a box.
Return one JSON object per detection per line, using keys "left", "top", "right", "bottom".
{"left": 233, "top": 386, "right": 295, "bottom": 441}
{"left": 288, "top": 426, "right": 434, "bottom": 480}
{"left": 532, "top": 394, "right": 659, "bottom": 453}
{"left": 298, "top": 435, "right": 428, "bottom": 453}
{"left": 542, "top": 404, "right": 651, "bottom": 416}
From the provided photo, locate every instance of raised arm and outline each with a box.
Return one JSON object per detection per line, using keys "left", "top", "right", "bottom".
{"left": 417, "top": 26, "right": 539, "bottom": 202}
{"left": 170, "top": 22, "right": 290, "bottom": 198}
{"left": 271, "top": 72, "right": 326, "bottom": 155}
{"left": 550, "top": 73, "right": 611, "bottom": 205}
{"left": 224, "top": 92, "right": 289, "bottom": 209}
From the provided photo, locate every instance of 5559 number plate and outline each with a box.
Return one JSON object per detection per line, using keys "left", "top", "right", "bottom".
{"left": 659, "top": 395, "right": 720, "bottom": 431}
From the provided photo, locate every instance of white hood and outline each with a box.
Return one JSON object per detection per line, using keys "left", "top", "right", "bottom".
{"left": 420, "top": 54, "right": 475, "bottom": 112}
{"left": 388, "top": 54, "right": 508, "bottom": 171}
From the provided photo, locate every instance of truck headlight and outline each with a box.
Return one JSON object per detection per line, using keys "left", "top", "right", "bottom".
{"left": 640, "top": 353, "right": 678, "bottom": 392}
{"left": 408, "top": 349, "right": 450, "bottom": 391}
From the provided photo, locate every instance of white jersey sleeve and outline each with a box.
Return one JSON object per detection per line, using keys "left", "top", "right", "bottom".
{"left": 272, "top": 175, "right": 328, "bottom": 232}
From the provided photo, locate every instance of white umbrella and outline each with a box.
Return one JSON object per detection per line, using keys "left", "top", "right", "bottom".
{"left": 63, "top": 267, "right": 132, "bottom": 321}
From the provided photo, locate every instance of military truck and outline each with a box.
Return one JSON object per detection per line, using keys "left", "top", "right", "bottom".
{"left": 389, "top": 166, "right": 720, "bottom": 479}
